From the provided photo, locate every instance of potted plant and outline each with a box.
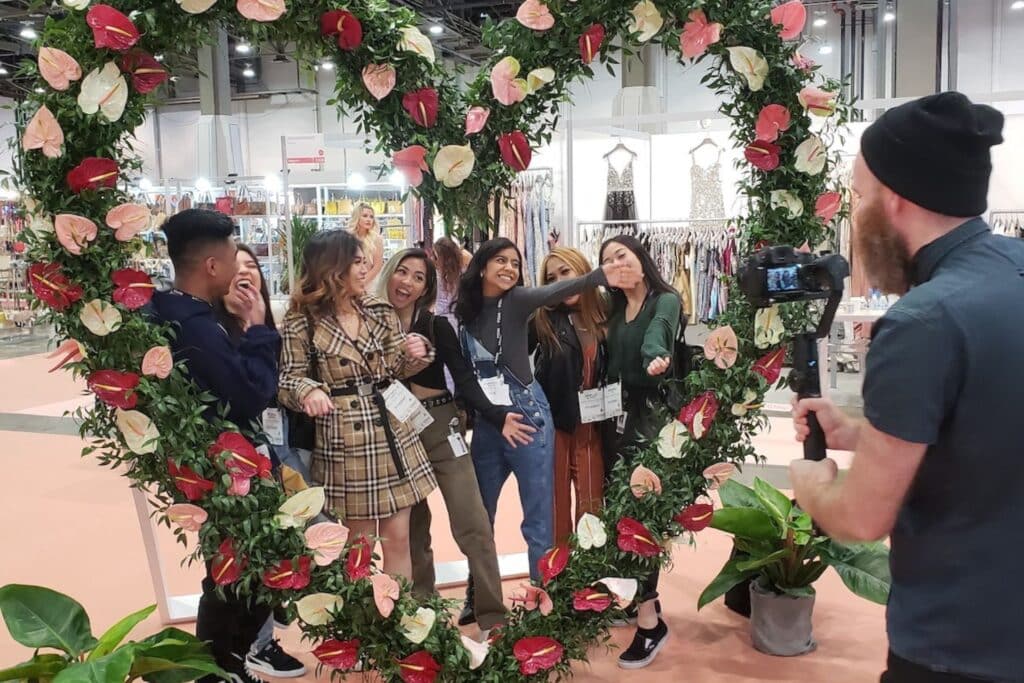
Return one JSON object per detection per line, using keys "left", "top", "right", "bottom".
{"left": 277, "top": 216, "right": 319, "bottom": 294}
{"left": 697, "top": 478, "right": 891, "bottom": 656}
{"left": 0, "top": 584, "right": 224, "bottom": 682}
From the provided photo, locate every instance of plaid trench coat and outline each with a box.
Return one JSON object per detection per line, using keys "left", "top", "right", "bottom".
{"left": 278, "top": 295, "right": 437, "bottom": 520}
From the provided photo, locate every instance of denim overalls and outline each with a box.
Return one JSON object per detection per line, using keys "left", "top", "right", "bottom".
{"left": 460, "top": 325, "right": 554, "bottom": 582}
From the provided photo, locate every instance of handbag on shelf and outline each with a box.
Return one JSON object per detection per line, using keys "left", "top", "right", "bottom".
{"left": 215, "top": 193, "right": 235, "bottom": 216}
{"left": 195, "top": 190, "right": 215, "bottom": 211}
{"left": 177, "top": 192, "right": 193, "bottom": 212}
{"left": 234, "top": 185, "right": 251, "bottom": 216}
{"left": 248, "top": 189, "right": 268, "bottom": 216}
{"left": 386, "top": 199, "right": 404, "bottom": 215}
{"left": 370, "top": 199, "right": 386, "bottom": 215}
{"left": 338, "top": 197, "right": 354, "bottom": 215}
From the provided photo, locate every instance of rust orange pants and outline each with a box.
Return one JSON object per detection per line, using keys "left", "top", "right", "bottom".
{"left": 552, "top": 424, "right": 604, "bottom": 545}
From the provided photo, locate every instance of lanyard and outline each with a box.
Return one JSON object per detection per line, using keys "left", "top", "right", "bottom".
{"left": 494, "top": 297, "right": 504, "bottom": 368}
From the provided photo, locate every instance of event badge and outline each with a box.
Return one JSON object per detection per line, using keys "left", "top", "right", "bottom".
{"left": 410, "top": 405, "right": 435, "bottom": 435}
{"left": 447, "top": 417, "right": 469, "bottom": 457}
{"left": 603, "top": 382, "right": 623, "bottom": 419}
{"left": 382, "top": 383, "right": 434, "bottom": 434}
{"left": 578, "top": 388, "right": 606, "bottom": 424}
{"left": 479, "top": 376, "right": 513, "bottom": 406}
{"left": 262, "top": 408, "right": 285, "bottom": 446}
{"left": 616, "top": 412, "right": 627, "bottom": 434}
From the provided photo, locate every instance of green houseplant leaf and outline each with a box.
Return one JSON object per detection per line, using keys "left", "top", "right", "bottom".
{"left": 0, "top": 653, "right": 68, "bottom": 682}
{"left": 698, "top": 557, "right": 759, "bottom": 610}
{"left": 0, "top": 585, "right": 97, "bottom": 656}
{"left": 710, "top": 508, "right": 780, "bottom": 541}
{"left": 753, "top": 477, "right": 792, "bottom": 525}
{"left": 718, "top": 479, "right": 766, "bottom": 511}
{"left": 822, "top": 541, "right": 892, "bottom": 605}
{"left": 88, "top": 604, "right": 156, "bottom": 660}
{"left": 51, "top": 648, "right": 134, "bottom": 683}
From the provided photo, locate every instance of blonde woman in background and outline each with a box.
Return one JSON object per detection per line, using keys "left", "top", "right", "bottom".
{"left": 347, "top": 202, "right": 384, "bottom": 286}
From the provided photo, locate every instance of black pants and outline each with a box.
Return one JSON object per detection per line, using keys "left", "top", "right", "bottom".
{"left": 881, "top": 651, "right": 995, "bottom": 683}
{"left": 195, "top": 562, "right": 270, "bottom": 670}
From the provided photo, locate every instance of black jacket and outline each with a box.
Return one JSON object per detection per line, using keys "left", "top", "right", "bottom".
{"left": 531, "top": 308, "right": 607, "bottom": 433}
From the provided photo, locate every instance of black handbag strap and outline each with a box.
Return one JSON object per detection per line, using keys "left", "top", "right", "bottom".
{"left": 306, "top": 314, "right": 319, "bottom": 382}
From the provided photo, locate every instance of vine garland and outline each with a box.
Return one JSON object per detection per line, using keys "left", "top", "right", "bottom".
{"left": 12, "top": 0, "right": 850, "bottom": 680}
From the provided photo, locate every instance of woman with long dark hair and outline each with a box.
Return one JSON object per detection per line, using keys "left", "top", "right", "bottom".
{"left": 432, "top": 236, "right": 470, "bottom": 329}
{"left": 599, "top": 234, "right": 684, "bottom": 669}
{"left": 531, "top": 247, "right": 609, "bottom": 545}
{"left": 454, "top": 237, "right": 640, "bottom": 617}
{"left": 376, "top": 248, "right": 524, "bottom": 636}
{"left": 278, "top": 230, "right": 436, "bottom": 580}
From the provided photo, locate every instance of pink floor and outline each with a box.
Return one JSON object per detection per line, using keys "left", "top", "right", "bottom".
{"left": 0, "top": 353, "right": 886, "bottom": 681}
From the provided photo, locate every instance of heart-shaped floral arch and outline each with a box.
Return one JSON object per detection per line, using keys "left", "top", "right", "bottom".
{"left": 13, "top": 0, "right": 850, "bottom": 680}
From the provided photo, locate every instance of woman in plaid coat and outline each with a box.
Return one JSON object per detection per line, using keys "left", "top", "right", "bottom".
{"left": 278, "top": 230, "right": 437, "bottom": 580}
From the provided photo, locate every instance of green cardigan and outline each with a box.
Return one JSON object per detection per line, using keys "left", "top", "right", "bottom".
{"left": 605, "top": 291, "right": 682, "bottom": 390}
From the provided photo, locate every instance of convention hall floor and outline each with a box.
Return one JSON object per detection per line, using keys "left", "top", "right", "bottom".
{"left": 0, "top": 331, "right": 885, "bottom": 682}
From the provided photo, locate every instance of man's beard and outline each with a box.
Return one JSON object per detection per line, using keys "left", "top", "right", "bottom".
{"left": 853, "top": 199, "right": 913, "bottom": 295}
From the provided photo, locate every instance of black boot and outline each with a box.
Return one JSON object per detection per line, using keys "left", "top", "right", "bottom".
{"left": 457, "top": 574, "right": 476, "bottom": 626}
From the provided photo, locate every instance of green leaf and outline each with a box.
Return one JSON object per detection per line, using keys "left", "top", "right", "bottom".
{"left": 0, "top": 654, "right": 68, "bottom": 682}
{"left": 824, "top": 543, "right": 891, "bottom": 605}
{"left": 130, "top": 656, "right": 226, "bottom": 683}
{"left": 735, "top": 548, "right": 790, "bottom": 572}
{"left": 710, "top": 508, "right": 780, "bottom": 541}
{"left": 779, "top": 584, "right": 816, "bottom": 599}
{"left": 88, "top": 604, "right": 155, "bottom": 660}
{"left": 753, "top": 478, "right": 792, "bottom": 525}
{"left": 0, "top": 585, "right": 97, "bottom": 656}
{"left": 717, "top": 479, "right": 765, "bottom": 511}
{"left": 52, "top": 648, "right": 133, "bottom": 683}
{"left": 698, "top": 558, "right": 757, "bottom": 610}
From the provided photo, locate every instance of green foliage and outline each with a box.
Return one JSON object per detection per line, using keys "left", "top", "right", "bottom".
{"left": 698, "top": 480, "right": 891, "bottom": 608}
{"left": 0, "top": 585, "right": 223, "bottom": 683}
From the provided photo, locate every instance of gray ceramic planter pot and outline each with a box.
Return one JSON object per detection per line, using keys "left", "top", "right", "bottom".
{"left": 749, "top": 580, "right": 818, "bottom": 656}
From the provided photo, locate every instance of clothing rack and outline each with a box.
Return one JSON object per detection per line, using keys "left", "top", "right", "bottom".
{"left": 989, "top": 211, "right": 1024, "bottom": 238}
{"left": 493, "top": 169, "right": 556, "bottom": 285}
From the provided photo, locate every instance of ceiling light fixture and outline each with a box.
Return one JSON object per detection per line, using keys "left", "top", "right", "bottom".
{"left": 813, "top": 17, "right": 828, "bottom": 27}
{"left": 347, "top": 172, "right": 367, "bottom": 191}
{"left": 1013, "top": 0, "right": 1024, "bottom": 9}
{"left": 20, "top": 26, "right": 38, "bottom": 40}
{"left": 883, "top": 10, "right": 896, "bottom": 21}
{"left": 242, "top": 66, "right": 256, "bottom": 78}
{"left": 194, "top": 177, "right": 211, "bottom": 193}
{"left": 819, "top": 44, "right": 833, "bottom": 55}
{"left": 138, "top": 178, "right": 154, "bottom": 192}
{"left": 429, "top": 24, "right": 444, "bottom": 35}
{"left": 320, "top": 61, "right": 335, "bottom": 70}
{"left": 0, "top": 67, "right": 8, "bottom": 76}
{"left": 236, "top": 42, "right": 251, "bottom": 54}
{"left": 389, "top": 169, "right": 407, "bottom": 187}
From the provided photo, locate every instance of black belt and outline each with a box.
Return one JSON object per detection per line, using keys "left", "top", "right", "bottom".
{"left": 328, "top": 380, "right": 407, "bottom": 478}
{"left": 420, "top": 392, "right": 453, "bottom": 410}
{"left": 329, "top": 380, "right": 391, "bottom": 398}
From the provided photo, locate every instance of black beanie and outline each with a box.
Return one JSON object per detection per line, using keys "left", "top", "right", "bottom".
{"left": 860, "top": 91, "right": 1004, "bottom": 217}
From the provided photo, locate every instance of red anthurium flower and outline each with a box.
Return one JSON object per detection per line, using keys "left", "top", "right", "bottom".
{"left": 86, "top": 4, "right": 141, "bottom": 52}
{"left": 815, "top": 191, "right": 842, "bottom": 223}
{"left": 168, "top": 459, "right": 215, "bottom": 502}
{"left": 111, "top": 268, "right": 155, "bottom": 310}
{"left": 313, "top": 639, "right": 360, "bottom": 670}
{"left": 770, "top": 0, "right": 807, "bottom": 41}
{"left": 402, "top": 88, "right": 439, "bottom": 128}
{"left": 211, "top": 538, "right": 246, "bottom": 586}
{"left": 320, "top": 10, "right": 363, "bottom": 50}
{"left": 744, "top": 140, "right": 781, "bottom": 171}
{"left": 262, "top": 556, "right": 312, "bottom": 590}
{"left": 396, "top": 650, "right": 441, "bottom": 683}
{"left": 87, "top": 369, "right": 140, "bottom": 409}
{"left": 537, "top": 543, "right": 569, "bottom": 586}
{"left": 679, "top": 390, "right": 719, "bottom": 439}
{"left": 67, "top": 157, "right": 119, "bottom": 193}
{"left": 208, "top": 432, "right": 273, "bottom": 478}
{"left": 346, "top": 534, "right": 373, "bottom": 580}
{"left": 120, "top": 51, "right": 168, "bottom": 94}
{"left": 616, "top": 517, "right": 662, "bottom": 558}
{"left": 28, "top": 263, "right": 84, "bottom": 311}
{"left": 499, "top": 131, "right": 532, "bottom": 171}
{"left": 579, "top": 23, "right": 605, "bottom": 64}
{"left": 513, "top": 636, "right": 564, "bottom": 676}
{"left": 753, "top": 346, "right": 787, "bottom": 385}
{"left": 755, "top": 104, "right": 791, "bottom": 144}
{"left": 573, "top": 587, "right": 613, "bottom": 612}
{"left": 675, "top": 503, "right": 715, "bottom": 532}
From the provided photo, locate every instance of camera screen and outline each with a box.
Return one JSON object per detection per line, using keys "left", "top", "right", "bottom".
{"left": 766, "top": 265, "right": 800, "bottom": 293}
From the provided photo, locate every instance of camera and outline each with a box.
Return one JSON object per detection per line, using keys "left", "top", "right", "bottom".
{"left": 737, "top": 246, "right": 850, "bottom": 308}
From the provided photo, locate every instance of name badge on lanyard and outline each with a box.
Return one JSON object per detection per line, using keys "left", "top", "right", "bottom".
{"left": 576, "top": 382, "right": 624, "bottom": 424}
{"left": 480, "top": 376, "right": 513, "bottom": 406}
{"left": 262, "top": 408, "right": 285, "bottom": 446}
{"left": 382, "top": 382, "right": 435, "bottom": 434}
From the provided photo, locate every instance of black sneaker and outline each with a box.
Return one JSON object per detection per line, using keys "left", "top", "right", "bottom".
{"left": 618, "top": 619, "right": 669, "bottom": 669}
{"left": 246, "top": 639, "right": 306, "bottom": 678}
{"left": 221, "top": 653, "right": 267, "bottom": 683}
{"left": 457, "top": 578, "right": 476, "bottom": 626}
{"left": 273, "top": 605, "right": 292, "bottom": 630}
{"left": 610, "top": 599, "right": 661, "bottom": 627}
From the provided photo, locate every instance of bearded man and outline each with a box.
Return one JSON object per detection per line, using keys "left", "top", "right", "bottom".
{"left": 789, "top": 92, "right": 1024, "bottom": 683}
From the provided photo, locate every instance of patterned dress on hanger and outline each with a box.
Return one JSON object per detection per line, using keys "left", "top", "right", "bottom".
{"left": 604, "top": 158, "right": 637, "bottom": 224}
{"left": 689, "top": 156, "right": 727, "bottom": 221}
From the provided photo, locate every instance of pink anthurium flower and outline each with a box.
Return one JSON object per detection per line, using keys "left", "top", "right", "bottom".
{"left": 237, "top": 0, "right": 286, "bottom": 22}
{"left": 703, "top": 462, "right": 737, "bottom": 489}
{"left": 629, "top": 464, "right": 662, "bottom": 498}
{"left": 392, "top": 145, "right": 429, "bottom": 187}
{"left": 465, "top": 106, "right": 490, "bottom": 135}
{"left": 815, "top": 191, "right": 842, "bottom": 223}
{"left": 369, "top": 573, "right": 400, "bottom": 618}
{"left": 513, "top": 636, "right": 563, "bottom": 676}
{"left": 38, "top": 47, "right": 82, "bottom": 91}
{"left": 499, "top": 131, "right": 532, "bottom": 171}
{"left": 799, "top": 85, "right": 837, "bottom": 117}
{"left": 792, "top": 51, "right": 815, "bottom": 72}
{"left": 755, "top": 104, "right": 791, "bottom": 143}
{"left": 361, "top": 64, "right": 395, "bottom": 101}
{"left": 105, "top": 203, "right": 150, "bottom": 241}
{"left": 490, "top": 56, "right": 528, "bottom": 106}
{"left": 54, "top": 214, "right": 98, "bottom": 256}
{"left": 579, "top": 24, "right": 605, "bottom": 64}
{"left": 304, "top": 521, "right": 348, "bottom": 566}
{"left": 703, "top": 325, "right": 739, "bottom": 369}
{"left": 22, "top": 105, "right": 64, "bottom": 158}
{"left": 86, "top": 5, "right": 140, "bottom": 52}
{"left": 510, "top": 583, "right": 553, "bottom": 615}
{"left": 680, "top": 9, "right": 722, "bottom": 59}
{"left": 142, "top": 345, "right": 173, "bottom": 379}
{"left": 167, "top": 503, "right": 208, "bottom": 532}
{"left": 516, "top": 0, "right": 554, "bottom": 31}
{"left": 745, "top": 140, "right": 781, "bottom": 171}
{"left": 771, "top": 0, "right": 807, "bottom": 41}
{"left": 46, "top": 339, "right": 86, "bottom": 373}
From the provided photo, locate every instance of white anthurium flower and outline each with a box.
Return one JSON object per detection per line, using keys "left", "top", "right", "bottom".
{"left": 295, "top": 593, "right": 344, "bottom": 626}
{"left": 727, "top": 46, "right": 769, "bottom": 92}
{"left": 460, "top": 634, "right": 490, "bottom": 670}
{"left": 732, "top": 389, "right": 763, "bottom": 417}
{"left": 432, "top": 145, "right": 476, "bottom": 189}
{"left": 78, "top": 62, "right": 128, "bottom": 123}
{"left": 398, "top": 26, "right": 436, "bottom": 64}
{"left": 116, "top": 408, "right": 159, "bottom": 454}
{"left": 576, "top": 512, "right": 607, "bottom": 549}
{"left": 63, "top": 0, "right": 90, "bottom": 9}
{"left": 399, "top": 607, "right": 436, "bottom": 644}
{"left": 275, "top": 486, "right": 326, "bottom": 528}
{"left": 595, "top": 577, "right": 639, "bottom": 607}
{"left": 794, "top": 135, "right": 827, "bottom": 175}
{"left": 629, "top": 1, "right": 664, "bottom": 43}
{"left": 770, "top": 190, "right": 804, "bottom": 218}
{"left": 80, "top": 299, "right": 122, "bottom": 337}
{"left": 754, "top": 305, "right": 785, "bottom": 349}
{"left": 657, "top": 419, "right": 688, "bottom": 459}
{"left": 526, "top": 67, "right": 555, "bottom": 94}
{"left": 176, "top": 0, "right": 218, "bottom": 13}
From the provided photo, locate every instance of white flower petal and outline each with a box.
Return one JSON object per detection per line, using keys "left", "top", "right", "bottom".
{"left": 78, "top": 62, "right": 128, "bottom": 123}
{"left": 576, "top": 512, "right": 607, "bottom": 549}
